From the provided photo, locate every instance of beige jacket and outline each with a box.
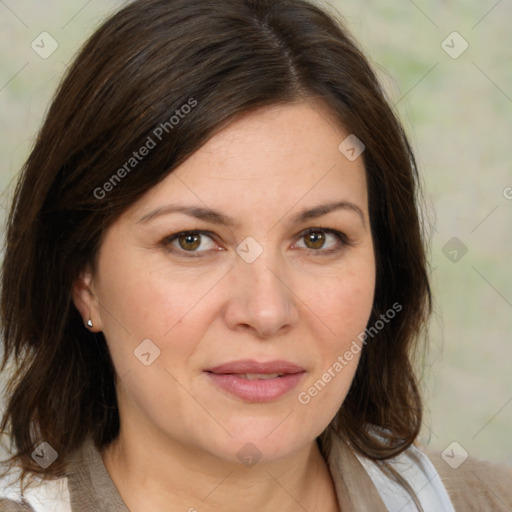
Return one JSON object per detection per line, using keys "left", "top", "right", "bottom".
{"left": 1, "top": 435, "right": 511, "bottom": 511}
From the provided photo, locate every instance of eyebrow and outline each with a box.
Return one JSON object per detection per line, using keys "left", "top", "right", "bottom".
{"left": 137, "top": 200, "right": 365, "bottom": 227}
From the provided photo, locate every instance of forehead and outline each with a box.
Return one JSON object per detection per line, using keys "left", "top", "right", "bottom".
{"left": 127, "top": 100, "right": 368, "bottom": 223}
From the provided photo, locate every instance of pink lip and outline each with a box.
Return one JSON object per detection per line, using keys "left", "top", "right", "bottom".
{"left": 207, "top": 359, "right": 305, "bottom": 375}
{"left": 205, "top": 359, "right": 306, "bottom": 403}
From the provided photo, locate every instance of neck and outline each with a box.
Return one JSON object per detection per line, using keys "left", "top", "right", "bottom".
{"left": 102, "top": 427, "right": 339, "bottom": 512}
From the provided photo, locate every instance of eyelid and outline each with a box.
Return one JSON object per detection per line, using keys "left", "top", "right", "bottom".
{"left": 292, "top": 227, "right": 349, "bottom": 255}
{"left": 162, "top": 227, "right": 349, "bottom": 257}
{"left": 162, "top": 230, "right": 219, "bottom": 257}
{"left": 298, "top": 227, "right": 349, "bottom": 244}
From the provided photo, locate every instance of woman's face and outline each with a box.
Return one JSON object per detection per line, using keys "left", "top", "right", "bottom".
{"left": 77, "top": 100, "right": 375, "bottom": 464}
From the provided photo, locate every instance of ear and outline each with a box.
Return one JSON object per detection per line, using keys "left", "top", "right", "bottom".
{"left": 72, "top": 267, "right": 103, "bottom": 332}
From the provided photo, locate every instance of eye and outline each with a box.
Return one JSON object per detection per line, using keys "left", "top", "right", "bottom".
{"left": 163, "top": 230, "right": 218, "bottom": 255}
{"left": 162, "top": 227, "right": 348, "bottom": 258}
{"left": 294, "top": 228, "right": 347, "bottom": 254}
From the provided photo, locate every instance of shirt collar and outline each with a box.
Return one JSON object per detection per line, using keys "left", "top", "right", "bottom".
{"left": 66, "top": 434, "right": 387, "bottom": 511}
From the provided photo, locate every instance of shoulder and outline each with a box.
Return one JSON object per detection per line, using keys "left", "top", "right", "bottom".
{"left": 1, "top": 437, "right": 126, "bottom": 512}
{"left": 0, "top": 458, "right": 71, "bottom": 512}
{"left": 354, "top": 442, "right": 456, "bottom": 511}
{"left": 0, "top": 499, "right": 36, "bottom": 511}
{"left": 0, "top": 499, "right": 34, "bottom": 512}
{"left": 337, "top": 430, "right": 512, "bottom": 512}
{"left": 0, "top": 475, "right": 71, "bottom": 512}
{"left": 422, "top": 445, "right": 512, "bottom": 511}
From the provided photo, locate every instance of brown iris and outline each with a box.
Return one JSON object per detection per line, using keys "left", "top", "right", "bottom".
{"left": 304, "top": 230, "right": 325, "bottom": 249}
{"left": 178, "top": 233, "right": 201, "bottom": 251}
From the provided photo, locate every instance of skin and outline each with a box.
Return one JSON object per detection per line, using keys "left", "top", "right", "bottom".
{"left": 73, "top": 100, "right": 376, "bottom": 512}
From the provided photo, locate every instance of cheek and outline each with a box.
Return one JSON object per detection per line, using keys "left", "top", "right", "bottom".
{"left": 295, "top": 258, "right": 375, "bottom": 415}
{"left": 95, "top": 246, "right": 226, "bottom": 348}
{"left": 327, "top": 279, "right": 373, "bottom": 329}
{"left": 307, "top": 257, "right": 376, "bottom": 347}
{"left": 91, "top": 254, "right": 184, "bottom": 383}
{"left": 93, "top": 256, "right": 219, "bottom": 436}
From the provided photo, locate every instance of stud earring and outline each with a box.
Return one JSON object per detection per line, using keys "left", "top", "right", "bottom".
{"left": 87, "top": 319, "right": 93, "bottom": 328}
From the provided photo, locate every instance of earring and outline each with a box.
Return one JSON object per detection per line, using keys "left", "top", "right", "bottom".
{"left": 87, "top": 319, "right": 93, "bottom": 328}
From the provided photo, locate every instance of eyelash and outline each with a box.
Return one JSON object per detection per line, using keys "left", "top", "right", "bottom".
{"left": 161, "top": 228, "right": 349, "bottom": 258}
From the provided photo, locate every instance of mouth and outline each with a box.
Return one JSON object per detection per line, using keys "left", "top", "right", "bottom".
{"left": 229, "top": 373, "right": 285, "bottom": 380}
{"left": 204, "top": 360, "right": 305, "bottom": 402}
{"left": 206, "top": 359, "right": 305, "bottom": 375}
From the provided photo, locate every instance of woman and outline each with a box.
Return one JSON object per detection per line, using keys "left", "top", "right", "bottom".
{"left": 1, "top": 0, "right": 510, "bottom": 510}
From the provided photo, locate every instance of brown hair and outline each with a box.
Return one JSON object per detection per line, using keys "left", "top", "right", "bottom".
{"left": 1, "top": 0, "right": 430, "bottom": 486}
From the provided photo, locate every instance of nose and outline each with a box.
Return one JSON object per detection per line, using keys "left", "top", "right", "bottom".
{"left": 223, "top": 249, "right": 300, "bottom": 339}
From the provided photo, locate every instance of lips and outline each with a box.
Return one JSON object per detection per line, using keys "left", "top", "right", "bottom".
{"left": 205, "top": 359, "right": 305, "bottom": 402}
{"left": 206, "top": 359, "right": 305, "bottom": 376}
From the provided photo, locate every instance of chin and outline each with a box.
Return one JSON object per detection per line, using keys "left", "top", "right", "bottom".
{"left": 198, "top": 419, "right": 318, "bottom": 466}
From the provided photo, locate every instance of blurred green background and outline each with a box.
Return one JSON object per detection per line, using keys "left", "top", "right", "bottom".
{"left": 1, "top": 0, "right": 511, "bottom": 465}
